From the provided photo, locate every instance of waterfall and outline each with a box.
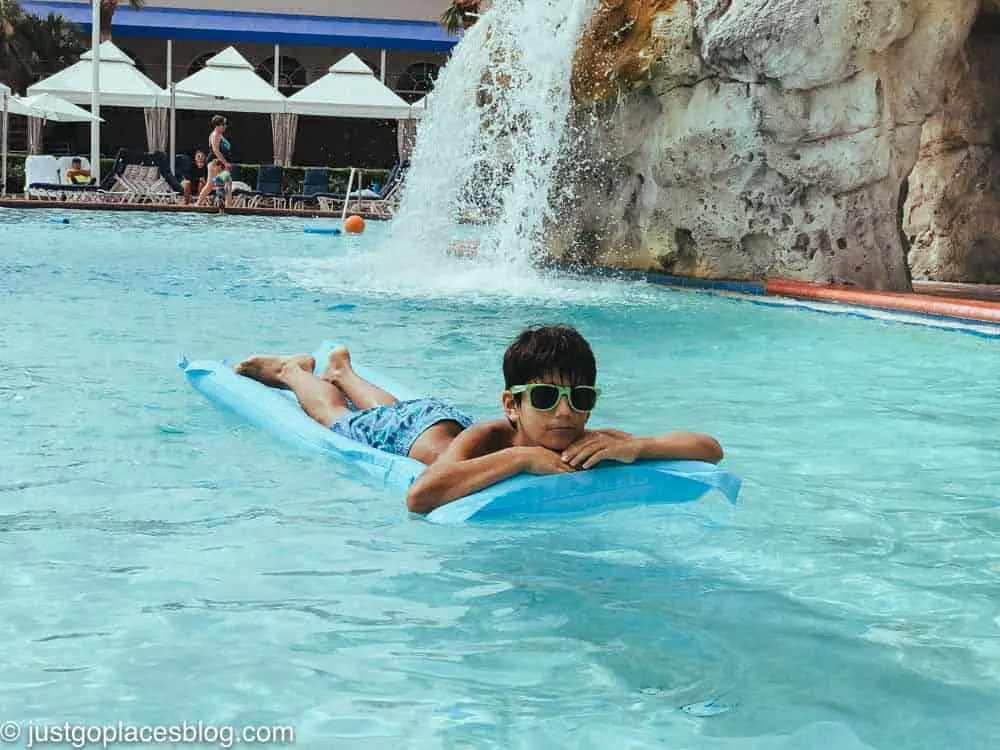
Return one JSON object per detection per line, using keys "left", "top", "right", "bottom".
{"left": 274, "top": 0, "right": 657, "bottom": 305}
{"left": 389, "top": 0, "right": 596, "bottom": 271}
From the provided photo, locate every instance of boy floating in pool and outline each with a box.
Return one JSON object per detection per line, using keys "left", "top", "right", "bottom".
{"left": 235, "top": 324, "right": 723, "bottom": 513}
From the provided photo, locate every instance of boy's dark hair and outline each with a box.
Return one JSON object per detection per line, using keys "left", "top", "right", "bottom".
{"left": 211, "top": 115, "right": 227, "bottom": 127}
{"left": 71, "top": 158, "right": 82, "bottom": 165}
{"left": 503, "top": 325, "right": 597, "bottom": 393}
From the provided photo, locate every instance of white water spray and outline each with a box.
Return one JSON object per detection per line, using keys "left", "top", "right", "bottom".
{"left": 388, "top": 0, "right": 595, "bottom": 270}
{"left": 274, "top": 0, "right": 648, "bottom": 304}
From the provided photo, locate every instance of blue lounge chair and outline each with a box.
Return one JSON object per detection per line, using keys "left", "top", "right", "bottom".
{"left": 289, "top": 167, "right": 339, "bottom": 210}
{"left": 233, "top": 164, "right": 286, "bottom": 209}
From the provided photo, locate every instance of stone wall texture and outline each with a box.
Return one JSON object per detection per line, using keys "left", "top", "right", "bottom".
{"left": 554, "top": 0, "right": 982, "bottom": 290}
{"left": 903, "top": 13, "right": 1000, "bottom": 283}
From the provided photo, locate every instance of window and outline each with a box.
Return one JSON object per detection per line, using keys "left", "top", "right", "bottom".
{"left": 395, "top": 62, "right": 439, "bottom": 103}
{"left": 255, "top": 56, "right": 307, "bottom": 96}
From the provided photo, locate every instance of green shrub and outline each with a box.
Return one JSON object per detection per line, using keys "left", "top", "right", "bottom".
{"left": 3, "top": 155, "right": 26, "bottom": 195}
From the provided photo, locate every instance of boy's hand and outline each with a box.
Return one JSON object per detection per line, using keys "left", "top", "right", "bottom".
{"left": 519, "top": 447, "right": 577, "bottom": 475}
{"left": 562, "top": 434, "right": 644, "bottom": 469}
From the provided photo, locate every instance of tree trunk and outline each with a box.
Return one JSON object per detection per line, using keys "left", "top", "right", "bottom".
{"left": 99, "top": 0, "right": 114, "bottom": 42}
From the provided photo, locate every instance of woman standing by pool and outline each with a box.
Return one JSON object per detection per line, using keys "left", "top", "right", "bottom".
{"left": 196, "top": 114, "right": 234, "bottom": 207}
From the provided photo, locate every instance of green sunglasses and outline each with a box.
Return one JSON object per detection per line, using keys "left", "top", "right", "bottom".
{"left": 509, "top": 383, "right": 601, "bottom": 413}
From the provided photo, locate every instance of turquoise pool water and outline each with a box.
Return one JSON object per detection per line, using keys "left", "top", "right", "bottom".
{"left": 1, "top": 207, "right": 998, "bottom": 749}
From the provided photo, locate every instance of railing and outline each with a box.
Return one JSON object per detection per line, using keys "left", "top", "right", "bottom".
{"left": 341, "top": 166, "right": 356, "bottom": 221}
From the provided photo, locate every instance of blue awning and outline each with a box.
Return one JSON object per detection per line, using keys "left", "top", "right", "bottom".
{"left": 21, "top": 1, "right": 460, "bottom": 52}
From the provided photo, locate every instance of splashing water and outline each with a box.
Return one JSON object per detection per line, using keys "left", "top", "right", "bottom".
{"left": 280, "top": 0, "right": 604, "bottom": 301}
{"left": 272, "top": 243, "right": 666, "bottom": 309}
{"left": 385, "top": 0, "right": 596, "bottom": 277}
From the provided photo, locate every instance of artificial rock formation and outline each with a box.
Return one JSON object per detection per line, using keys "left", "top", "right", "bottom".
{"left": 903, "top": 13, "right": 1000, "bottom": 283}
{"left": 554, "top": 0, "right": 981, "bottom": 290}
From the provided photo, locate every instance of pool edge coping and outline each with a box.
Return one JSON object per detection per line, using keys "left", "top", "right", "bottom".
{"left": 553, "top": 264, "right": 1000, "bottom": 338}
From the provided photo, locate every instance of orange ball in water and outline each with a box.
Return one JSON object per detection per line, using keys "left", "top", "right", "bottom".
{"left": 344, "top": 215, "right": 365, "bottom": 234}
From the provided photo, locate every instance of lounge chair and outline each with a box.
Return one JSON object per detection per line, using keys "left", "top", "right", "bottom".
{"left": 107, "top": 164, "right": 158, "bottom": 203}
{"left": 288, "top": 167, "right": 339, "bottom": 210}
{"left": 141, "top": 164, "right": 181, "bottom": 203}
{"left": 56, "top": 156, "right": 109, "bottom": 203}
{"left": 317, "top": 161, "right": 409, "bottom": 217}
{"left": 100, "top": 149, "right": 181, "bottom": 204}
{"left": 356, "top": 174, "right": 405, "bottom": 218}
{"left": 24, "top": 155, "right": 102, "bottom": 201}
{"left": 232, "top": 164, "right": 286, "bottom": 209}
{"left": 378, "top": 160, "right": 408, "bottom": 199}
{"left": 173, "top": 153, "right": 196, "bottom": 194}
{"left": 174, "top": 153, "right": 192, "bottom": 182}
{"left": 25, "top": 155, "right": 67, "bottom": 199}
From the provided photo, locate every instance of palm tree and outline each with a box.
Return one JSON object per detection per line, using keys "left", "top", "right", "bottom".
{"left": 1, "top": 0, "right": 22, "bottom": 32}
{"left": 99, "top": 0, "right": 144, "bottom": 41}
{"left": 0, "top": 2, "right": 85, "bottom": 93}
{"left": 11, "top": 11, "right": 86, "bottom": 90}
{"left": 1, "top": 0, "right": 26, "bottom": 73}
{"left": 440, "top": 1, "right": 481, "bottom": 35}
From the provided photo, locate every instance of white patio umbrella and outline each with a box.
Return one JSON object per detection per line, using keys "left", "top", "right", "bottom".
{"left": 16, "top": 93, "right": 103, "bottom": 122}
{"left": 18, "top": 92, "right": 104, "bottom": 157}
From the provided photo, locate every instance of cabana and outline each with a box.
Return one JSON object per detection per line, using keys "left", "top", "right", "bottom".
{"left": 27, "top": 41, "right": 168, "bottom": 155}
{"left": 168, "top": 47, "right": 290, "bottom": 168}
{"left": 287, "top": 53, "right": 415, "bottom": 172}
{"left": 287, "top": 54, "right": 413, "bottom": 120}
{"left": 27, "top": 41, "right": 165, "bottom": 108}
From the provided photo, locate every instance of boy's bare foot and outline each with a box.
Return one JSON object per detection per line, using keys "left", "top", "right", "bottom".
{"left": 320, "top": 346, "right": 353, "bottom": 385}
{"left": 235, "top": 353, "right": 316, "bottom": 388}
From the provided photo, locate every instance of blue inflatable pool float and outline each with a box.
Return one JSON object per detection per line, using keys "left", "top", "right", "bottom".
{"left": 179, "top": 343, "right": 741, "bottom": 523}
{"left": 303, "top": 225, "right": 341, "bottom": 235}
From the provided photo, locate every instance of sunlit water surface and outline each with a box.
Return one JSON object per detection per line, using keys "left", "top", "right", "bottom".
{"left": 0, "top": 209, "right": 998, "bottom": 749}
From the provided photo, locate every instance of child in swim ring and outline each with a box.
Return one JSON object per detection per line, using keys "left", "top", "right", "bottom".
{"left": 234, "top": 325, "right": 724, "bottom": 514}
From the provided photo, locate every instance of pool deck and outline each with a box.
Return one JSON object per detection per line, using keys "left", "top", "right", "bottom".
{"left": 658, "top": 276, "right": 1000, "bottom": 335}
{"left": 0, "top": 196, "right": 389, "bottom": 221}
{"left": 572, "top": 269, "right": 1000, "bottom": 334}
{"left": 764, "top": 279, "right": 1000, "bottom": 325}
{"left": 3, "top": 195, "right": 998, "bottom": 333}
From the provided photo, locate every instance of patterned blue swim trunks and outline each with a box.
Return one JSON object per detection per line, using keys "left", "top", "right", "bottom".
{"left": 329, "top": 397, "right": 475, "bottom": 457}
